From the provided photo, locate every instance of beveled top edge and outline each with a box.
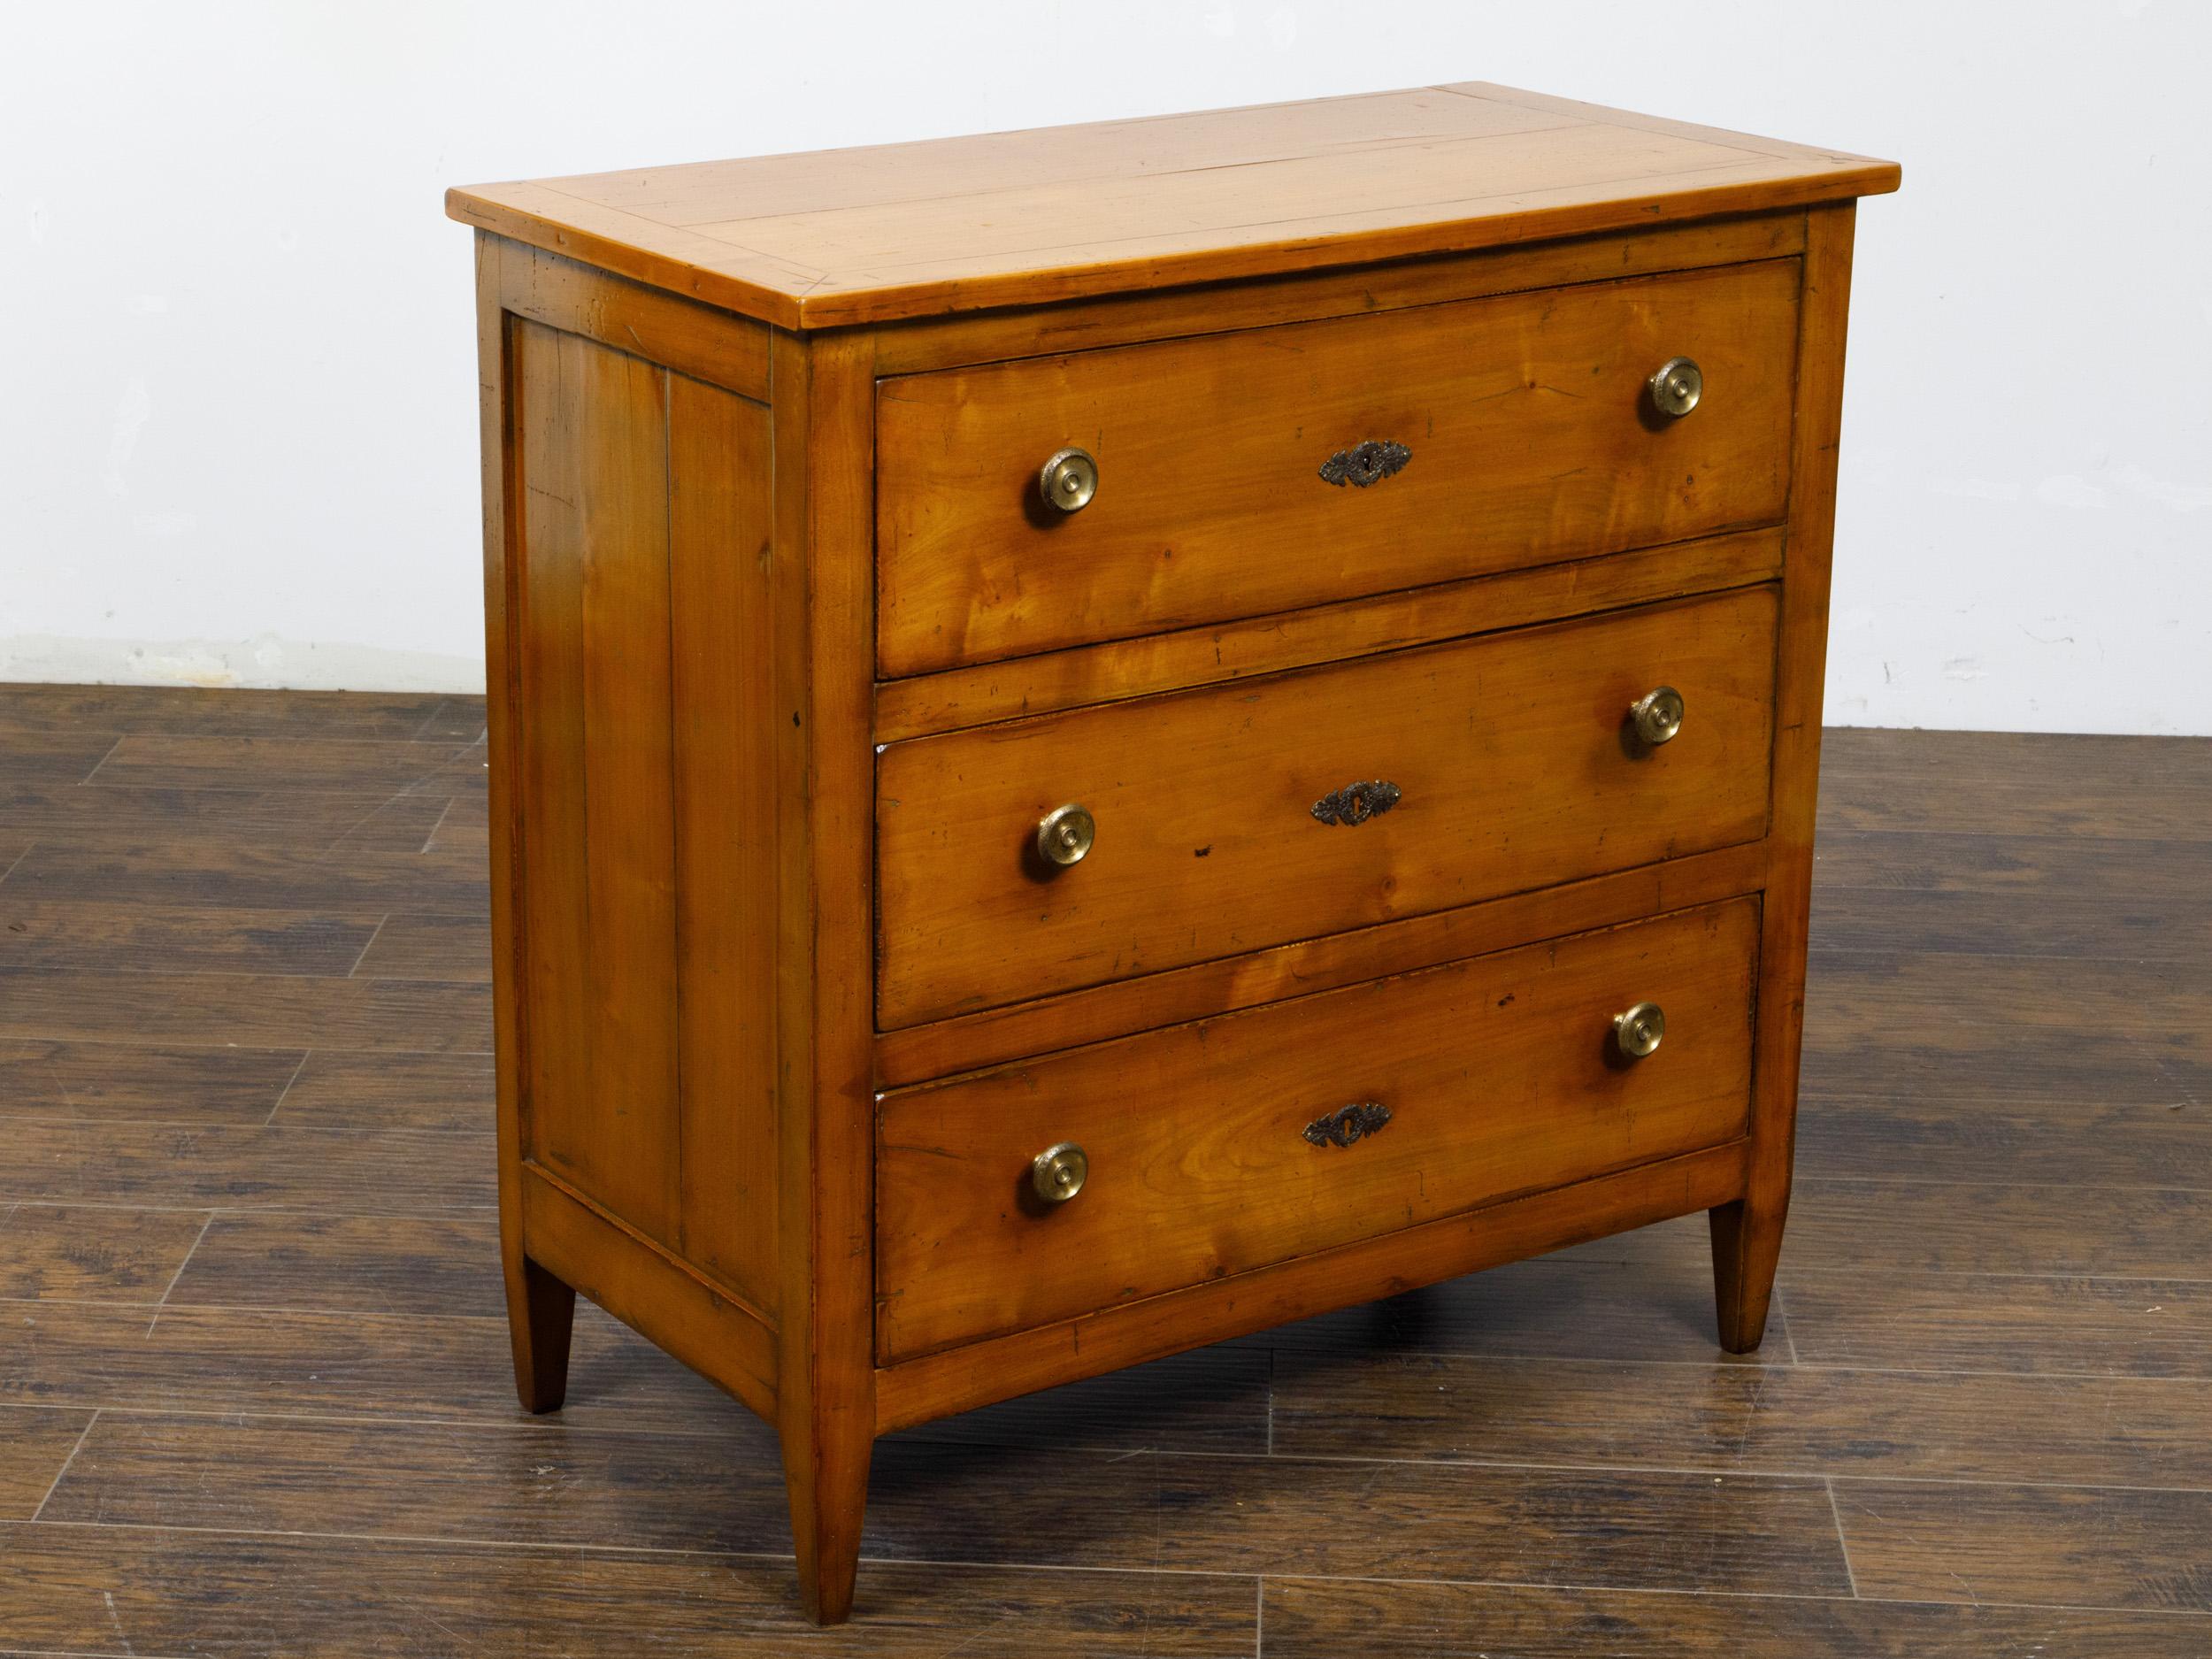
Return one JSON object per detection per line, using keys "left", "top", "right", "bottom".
{"left": 447, "top": 81, "right": 1899, "bottom": 331}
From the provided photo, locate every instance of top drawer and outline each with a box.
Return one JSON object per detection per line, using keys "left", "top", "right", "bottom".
{"left": 875, "top": 258, "right": 1800, "bottom": 676}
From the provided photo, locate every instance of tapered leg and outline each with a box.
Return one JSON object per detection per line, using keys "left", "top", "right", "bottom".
{"left": 1709, "top": 1196, "right": 1786, "bottom": 1354}
{"left": 504, "top": 1255, "right": 576, "bottom": 1413}
{"left": 780, "top": 1408, "right": 873, "bottom": 1624}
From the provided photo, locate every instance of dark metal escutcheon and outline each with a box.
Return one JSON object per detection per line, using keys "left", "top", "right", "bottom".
{"left": 1303, "top": 1102, "right": 1393, "bottom": 1148}
{"left": 1311, "top": 780, "right": 1402, "bottom": 826}
{"left": 1318, "top": 440, "right": 1411, "bottom": 488}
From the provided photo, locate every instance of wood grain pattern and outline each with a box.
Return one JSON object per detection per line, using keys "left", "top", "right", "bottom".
{"left": 874, "top": 528, "right": 1785, "bottom": 742}
{"left": 874, "top": 841, "right": 1768, "bottom": 1086}
{"left": 1821, "top": 727, "right": 2212, "bottom": 841}
{"left": 0, "top": 896, "right": 379, "bottom": 977}
{"left": 443, "top": 97, "right": 1899, "bottom": 1627}
{"left": 875, "top": 1142, "right": 1748, "bottom": 1432}
{"left": 448, "top": 82, "right": 1896, "bottom": 326}
{"left": 1835, "top": 1480, "right": 2212, "bottom": 1612}
{"left": 271, "top": 1048, "right": 493, "bottom": 1133}
{"left": 0, "top": 1119, "right": 492, "bottom": 1214}
{"left": 771, "top": 326, "right": 882, "bottom": 1627}
{"left": 498, "top": 240, "right": 770, "bottom": 400}
{"left": 349, "top": 910, "right": 489, "bottom": 979}
{"left": 512, "top": 320, "right": 684, "bottom": 1246}
{"left": 1782, "top": 1271, "right": 2212, "bottom": 1379}
{"left": 0, "top": 1298, "right": 722, "bottom": 1426}
{"left": 878, "top": 901, "right": 1758, "bottom": 1359}
{"left": 0, "top": 683, "right": 470, "bottom": 740}
{"left": 1263, "top": 1578, "right": 2212, "bottom": 1657}
{"left": 1711, "top": 200, "right": 1855, "bottom": 1355}
{"left": 0, "top": 1203, "right": 211, "bottom": 1302}
{"left": 1271, "top": 1348, "right": 2212, "bottom": 1486}
{"left": 0, "top": 781, "right": 459, "bottom": 852}
{"left": 666, "top": 369, "right": 780, "bottom": 1317}
{"left": 0, "top": 969, "right": 490, "bottom": 1052}
{"left": 166, "top": 1212, "right": 505, "bottom": 1317}
{"left": 0, "top": 1525, "right": 1261, "bottom": 1655}
{"left": 1785, "top": 1180, "right": 2212, "bottom": 1279}
{"left": 82, "top": 733, "right": 483, "bottom": 794}
{"left": 877, "top": 261, "right": 1798, "bottom": 673}
{"left": 0, "top": 1407, "right": 96, "bottom": 1518}
{"left": 1803, "top": 950, "right": 2212, "bottom": 1106}
{"left": 0, "top": 1039, "right": 304, "bottom": 1124}
{"left": 0, "top": 839, "right": 491, "bottom": 916}
{"left": 869, "top": 212, "right": 1807, "bottom": 375}
{"left": 1254, "top": 1245, "right": 1789, "bottom": 1365}
{"left": 11, "top": 685, "right": 2212, "bottom": 1652}
{"left": 879, "top": 586, "right": 1778, "bottom": 1025}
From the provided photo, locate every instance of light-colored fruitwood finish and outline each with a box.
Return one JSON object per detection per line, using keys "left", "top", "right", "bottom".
{"left": 451, "top": 87, "right": 1896, "bottom": 1626}
{"left": 879, "top": 900, "right": 1759, "bottom": 1360}
{"left": 877, "top": 260, "right": 1798, "bottom": 673}
{"left": 449, "top": 83, "right": 1895, "bottom": 328}
{"left": 878, "top": 587, "right": 1778, "bottom": 1026}
{"left": 872, "top": 527, "right": 1785, "bottom": 742}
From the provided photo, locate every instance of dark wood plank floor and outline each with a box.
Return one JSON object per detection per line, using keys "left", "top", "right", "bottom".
{"left": 2, "top": 685, "right": 2208, "bottom": 1655}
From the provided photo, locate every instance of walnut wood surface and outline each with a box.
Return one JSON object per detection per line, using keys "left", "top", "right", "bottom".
{"left": 878, "top": 586, "right": 1778, "bottom": 1026}
{"left": 446, "top": 82, "right": 1897, "bottom": 327}
{"left": 876, "top": 260, "right": 1798, "bottom": 673}
{"left": 4, "top": 690, "right": 2208, "bottom": 1649}
{"left": 878, "top": 901, "right": 1758, "bottom": 1360}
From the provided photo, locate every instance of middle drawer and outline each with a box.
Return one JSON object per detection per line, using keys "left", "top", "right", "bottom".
{"left": 877, "top": 585, "right": 1777, "bottom": 1029}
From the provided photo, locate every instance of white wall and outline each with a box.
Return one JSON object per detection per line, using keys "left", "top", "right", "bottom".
{"left": 4, "top": 2, "right": 2207, "bottom": 730}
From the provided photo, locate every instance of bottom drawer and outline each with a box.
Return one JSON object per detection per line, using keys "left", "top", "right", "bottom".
{"left": 875, "top": 897, "right": 1760, "bottom": 1362}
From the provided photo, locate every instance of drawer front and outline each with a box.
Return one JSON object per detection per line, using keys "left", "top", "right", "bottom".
{"left": 877, "top": 585, "right": 1776, "bottom": 1029}
{"left": 875, "top": 259, "right": 1799, "bottom": 675}
{"left": 877, "top": 897, "right": 1758, "bottom": 1362}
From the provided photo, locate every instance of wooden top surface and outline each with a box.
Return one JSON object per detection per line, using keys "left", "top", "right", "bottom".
{"left": 448, "top": 82, "right": 1898, "bottom": 331}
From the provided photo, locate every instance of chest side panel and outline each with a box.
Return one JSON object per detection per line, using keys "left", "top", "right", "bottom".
{"left": 503, "top": 317, "right": 780, "bottom": 1315}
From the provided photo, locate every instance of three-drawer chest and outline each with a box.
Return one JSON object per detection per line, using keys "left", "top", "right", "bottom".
{"left": 448, "top": 84, "right": 1899, "bottom": 1623}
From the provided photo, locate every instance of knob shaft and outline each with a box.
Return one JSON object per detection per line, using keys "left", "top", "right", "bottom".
{"left": 1648, "top": 357, "right": 1703, "bottom": 419}
{"left": 1036, "top": 803, "right": 1095, "bottom": 867}
{"left": 1031, "top": 1141, "right": 1088, "bottom": 1204}
{"left": 1039, "top": 447, "right": 1098, "bottom": 512}
{"left": 1615, "top": 1002, "right": 1667, "bottom": 1059}
{"left": 1629, "top": 686, "right": 1686, "bottom": 747}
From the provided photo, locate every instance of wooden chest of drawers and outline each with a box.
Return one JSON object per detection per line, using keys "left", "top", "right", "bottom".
{"left": 448, "top": 83, "right": 1898, "bottom": 1624}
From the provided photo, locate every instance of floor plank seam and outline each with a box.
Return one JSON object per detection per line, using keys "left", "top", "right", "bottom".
{"left": 1823, "top": 1476, "right": 1862, "bottom": 1599}
{"left": 27, "top": 1409, "right": 100, "bottom": 1522}
{"left": 261, "top": 1050, "right": 315, "bottom": 1126}
{"left": 73, "top": 736, "right": 125, "bottom": 785}
{"left": 1774, "top": 1282, "right": 1803, "bottom": 1364}
{"left": 416, "top": 795, "right": 457, "bottom": 853}
{"left": 145, "top": 1212, "right": 218, "bottom": 1333}
{"left": 344, "top": 916, "right": 389, "bottom": 979}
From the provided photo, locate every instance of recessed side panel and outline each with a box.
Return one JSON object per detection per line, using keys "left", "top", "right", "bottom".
{"left": 669, "top": 371, "right": 780, "bottom": 1317}
{"left": 510, "top": 319, "right": 682, "bottom": 1248}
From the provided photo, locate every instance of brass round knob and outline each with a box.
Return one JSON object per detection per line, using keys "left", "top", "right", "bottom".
{"left": 1039, "top": 447, "right": 1098, "bottom": 512}
{"left": 1031, "top": 1141, "right": 1088, "bottom": 1205}
{"left": 1629, "top": 686, "right": 1686, "bottom": 747}
{"left": 1035, "top": 803, "right": 1095, "bottom": 867}
{"left": 1647, "top": 357, "right": 1702, "bottom": 419}
{"left": 1615, "top": 1002, "right": 1667, "bottom": 1059}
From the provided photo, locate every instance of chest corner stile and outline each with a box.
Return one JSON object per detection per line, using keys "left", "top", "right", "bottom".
{"left": 449, "top": 83, "right": 1898, "bottom": 1624}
